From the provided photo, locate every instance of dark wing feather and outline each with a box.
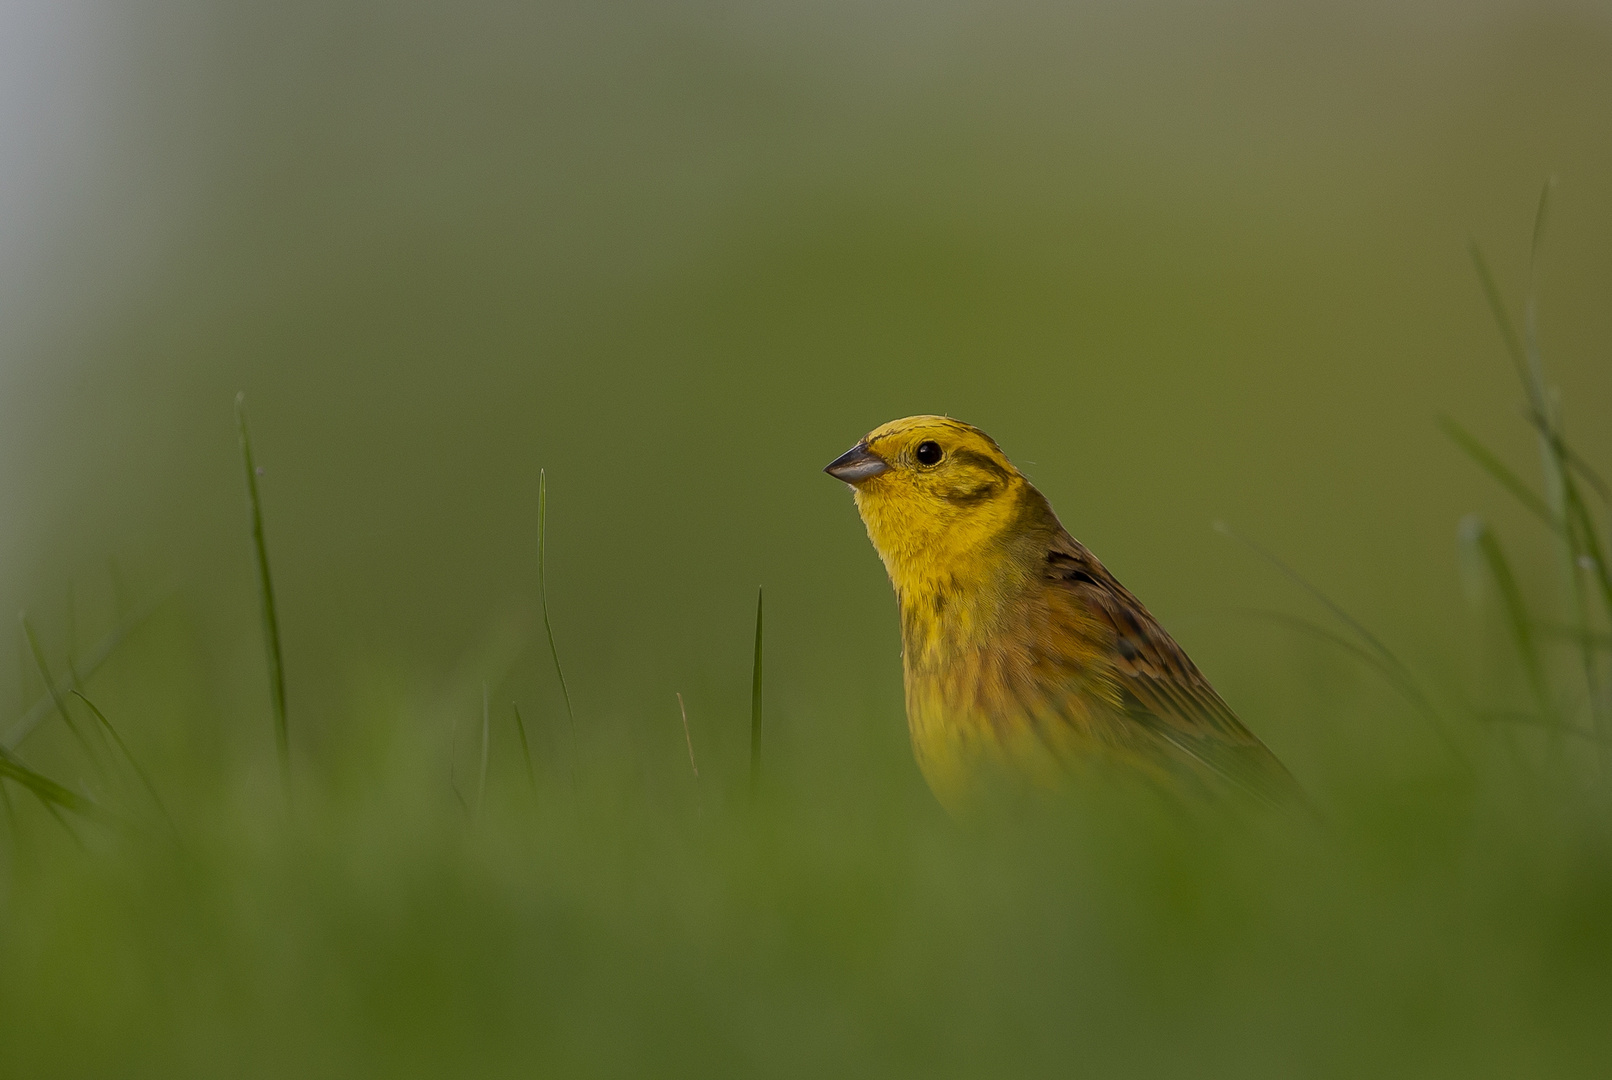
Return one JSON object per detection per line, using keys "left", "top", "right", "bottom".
{"left": 1044, "top": 535, "right": 1303, "bottom": 807}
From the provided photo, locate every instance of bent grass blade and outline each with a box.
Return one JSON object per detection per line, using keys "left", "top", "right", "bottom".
{"left": 1217, "top": 522, "right": 1467, "bottom": 764}
{"left": 1459, "top": 517, "right": 1553, "bottom": 725}
{"left": 750, "top": 588, "right": 763, "bottom": 798}
{"left": 70, "top": 690, "right": 178, "bottom": 839}
{"left": 20, "top": 614, "right": 107, "bottom": 786}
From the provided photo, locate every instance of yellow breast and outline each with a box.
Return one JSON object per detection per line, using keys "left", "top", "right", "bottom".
{"left": 897, "top": 567, "right": 1120, "bottom": 812}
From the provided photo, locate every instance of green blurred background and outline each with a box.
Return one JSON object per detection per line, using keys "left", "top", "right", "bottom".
{"left": 2, "top": 0, "right": 1612, "bottom": 1075}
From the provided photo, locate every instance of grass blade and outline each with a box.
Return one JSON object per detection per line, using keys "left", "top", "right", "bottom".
{"left": 0, "top": 745, "right": 108, "bottom": 823}
{"left": 511, "top": 702, "right": 536, "bottom": 790}
{"left": 70, "top": 690, "right": 177, "bottom": 838}
{"left": 538, "top": 470, "right": 577, "bottom": 746}
{"left": 1216, "top": 522, "right": 1466, "bottom": 763}
{"left": 0, "top": 775, "right": 18, "bottom": 857}
{"left": 1459, "top": 517, "right": 1553, "bottom": 723}
{"left": 1529, "top": 176, "right": 1555, "bottom": 274}
{"left": 1471, "top": 200, "right": 1612, "bottom": 765}
{"left": 448, "top": 713, "right": 470, "bottom": 818}
{"left": 1469, "top": 242, "right": 1534, "bottom": 409}
{"left": 677, "top": 693, "right": 699, "bottom": 781}
{"left": 236, "top": 393, "right": 290, "bottom": 796}
{"left": 1518, "top": 187, "right": 1610, "bottom": 754}
{"left": 1513, "top": 406, "right": 1612, "bottom": 615}
{"left": 4, "top": 585, "right": 171, "bottom": 751}
{"left": 1528, "top": 179, "right": 1553, "bottom": 391}
{"left": 1242, "top": 610, "right": 1426, "bottom": 709}
{"left": 750, "top": 588, "right": 764, "bottom": 797}
{"left": 1438, "top": 416, "right": 1556, "bottom": 529}
{"left": 1566, "top": 495, "right": 1612, "bottom": 616}
{"left": 1521, "top": 409, "right": 1612, "bottom": 506}
{"left": 1560, "top": 477, "right": 1612, "bottom": 755}
{"left": 1523, "top": 177, "right": 1555, "bottom": 403}
{"left": 20, "top": 614, "right": 107, "bottom": 784}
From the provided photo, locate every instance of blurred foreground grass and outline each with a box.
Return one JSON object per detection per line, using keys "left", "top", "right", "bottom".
{"left": 1, "top": 646, "right": 1610, "bottom": 1078}
{"left": 2, "top": 233, "right": 1612, "bottom": 1079}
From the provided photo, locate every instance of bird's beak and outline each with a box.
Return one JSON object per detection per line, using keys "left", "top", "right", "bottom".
{"left": 824, "top": 442, "right": 889, "bottom": 484}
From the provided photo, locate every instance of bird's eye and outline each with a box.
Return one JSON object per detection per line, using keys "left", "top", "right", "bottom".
{"left": 915, "top": 441, "right": 943, "bottom": 466}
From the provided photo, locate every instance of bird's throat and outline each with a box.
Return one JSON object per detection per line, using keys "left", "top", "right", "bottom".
{"left": 853, "top": 483, "right": 1050, "bottom": 663}
{"left": 890, "top": 546, "right": 1029, "bottom": 668}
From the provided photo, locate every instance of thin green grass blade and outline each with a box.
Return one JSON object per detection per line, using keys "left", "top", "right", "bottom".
{"left": 1469, "top": 242, "right": 1534, "bottom": 405}
{"left": 1521, "top": 409, "right": 1612, "bottom": 506}
{"left": 1216, "top": 522, "right": 1466, "bottom": 763}
{"left": 0, "top": 745, "right": 108, "bottom": 822}
{"left": 0, "top": 774, "right": 18, "bottom": 857}
{"left": 1566, "top": 495, "right": 1612, "bottom": 616}
{"left": 1526, "top": 183, "right": 1608, "bottom": 749}
{"left": 1523, "top": 178, "right": 1555, "bottom": 403}
{"left": 1481, "top": 199, "right": 1612, "bottom": 763}
{"left": 448, "top": 714, "right": 470, "bottom": 817}
{"left": 1214, "top": 525, "right": 1397, "bottom": 668}
{"left": 1241, "top": 610, "right": 1426, "bottom": 709}
{"left": 40, "top": 798, "right": 85, "bottom": 850}
{"left": 71, "top": 690, "right": 176, "bottom": 838}
{"left": 511, "top": 703, "right": 536, "bottom": 790}
{"left": 20, "top": 614, "right": 107, "bottom": 784}
{"left": 750, "top": 588, "right": 764, "bottom": 797}
{"left": 1529, "top": 176, "right": 1555, "bottom": 272}
{"left": 4, "top": 586, "right": 171, "bottom": 750}
{"left": 1438, "top": 416, "right": 1556, "bottom": 529}
{"left": 1560, "top": 482, "right": 1612, "bottom": 752}
{"left": 538, "top": 470, "right": 577, "bottom": 745}
{"left": 677, "top": 693, "right": 699, "bottom": 781}
{"left": 236, "top": 393, "right": 290, "bottom": 796}
{"left": 1460, "top": 517, "right": 1553, "bottom": 723}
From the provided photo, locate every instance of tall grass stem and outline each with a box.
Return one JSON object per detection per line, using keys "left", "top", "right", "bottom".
{"left": 511, "top": 702, "right": 536, "bottom": 790}
{"left": 750, "top": 588, "right": 764, "bottom": 797}
{"left": 1459, "top": 517, "right": 1554, "bottom": 726}
{"left": 236, "top": 393, "right": 290, "bottom": 797}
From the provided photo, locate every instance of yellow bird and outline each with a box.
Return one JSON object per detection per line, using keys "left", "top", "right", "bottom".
{"left": 825, "top": 415, "right": 1299, "bottom": 813}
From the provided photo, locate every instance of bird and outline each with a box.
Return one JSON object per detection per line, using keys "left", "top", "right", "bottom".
{"left": 824, "top": 415, "right": 1300, "bottom": 813}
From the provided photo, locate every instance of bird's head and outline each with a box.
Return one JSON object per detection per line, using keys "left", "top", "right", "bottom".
{"left": 825, "top": 415, "right": 1047, "bottom": 592}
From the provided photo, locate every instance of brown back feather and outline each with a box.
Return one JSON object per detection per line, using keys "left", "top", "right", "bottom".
{"left": 1043, "top": 532, "right": 1303, "bottom": 807}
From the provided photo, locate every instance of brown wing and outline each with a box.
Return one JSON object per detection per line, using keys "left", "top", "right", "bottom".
{"left": 1044, "top": 533, "right": 1303, "bottom": 807}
